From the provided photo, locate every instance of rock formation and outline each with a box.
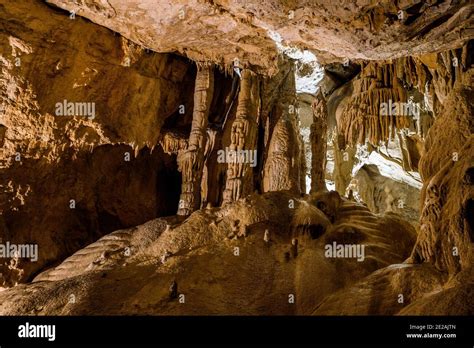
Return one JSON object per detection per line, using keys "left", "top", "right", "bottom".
{"left": 177, "top": 65, "right": 214, "bottom": 216}
{"left": 0, "top": 0, "right": 473, "bottom": 316}
{"left": 0, "top": 191, "right": 417, "bottom": 315}
{"left": 44, "top": 0, "right": 474, "bottom": 67}
{"left": 310, "top": 92, "right": 328, "bottom": 193}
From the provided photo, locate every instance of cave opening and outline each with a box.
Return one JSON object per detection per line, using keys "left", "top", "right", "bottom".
{"left": 89, "top": 144, "right": 184, "bottom": 234}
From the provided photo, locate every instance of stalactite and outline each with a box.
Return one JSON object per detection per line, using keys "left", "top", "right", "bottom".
{"left": 337, "top": 59, "right": 424, "bottom": 147}
{"left": 177, "top": 65, "right": 214, "bottom": 216}
{"left": 159, "top": 132, "right": 188, "bottom": 155}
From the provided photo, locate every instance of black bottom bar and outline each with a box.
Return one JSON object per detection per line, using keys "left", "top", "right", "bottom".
{"left": 0, "top": 316, "right": 473, "bottom": 346}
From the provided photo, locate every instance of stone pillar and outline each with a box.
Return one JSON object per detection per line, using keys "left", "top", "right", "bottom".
{"left": 222, "top": 70, "right": 259, "bottom": 204}
{"left": 263, "top": 65, "right": 304, "bottom": 194}
{"left": 333, "top": 134, "right": 356, "bottom": 196}
{"left": 177, "top": 65, "right": 214, "bottom": 216}
{"left": 310, "top": 92, "right": 328, "bottom": 193}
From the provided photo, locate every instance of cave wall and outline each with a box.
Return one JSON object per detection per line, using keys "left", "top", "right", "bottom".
{"left": 310, "top": 92, "right": 327, "bottom": 193}
{"left": 324, "top": 41, "right": 474, "bottom": 278}
{"left": 0, "top": 1, "right": 307, "bottom": 286}
{"left": 413, "top": 56, "right": 474, "bottom": 275}
{"left": 0, "top": 0, "right": 472, "bottom": 316}
{"left": 0, "top": 0, "right": 195, "bottom": 286}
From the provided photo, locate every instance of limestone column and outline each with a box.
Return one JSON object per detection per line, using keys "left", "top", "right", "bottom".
{"left": 333, "top": 134, "right": 356, "bottom": 196}
{"left": 263, "top": 66, "right": 304, "bottom": 194}
{"left": 177, "top": 65, "right": 214, "bottom": 216}
{"left": 222, "top": 70, "right": 259, "bottom": 204}
{"left": 310, "top": 92, "right": 328, "bottom": 193}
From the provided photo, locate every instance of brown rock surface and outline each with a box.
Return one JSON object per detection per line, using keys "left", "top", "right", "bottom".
{"left": 0, "top": 191, "right": 417, "bottom": 315}
{"left": 0, "top": 0, "right": 194, "bottom": 285}
{"left": 0, "top": 0, "right": 306, "bottom": 286}
{"left": 0, "top": 0, "right": 473, "bottom": 317}
{"left": 45, "top": 0, "right": 474, "bottom": 69}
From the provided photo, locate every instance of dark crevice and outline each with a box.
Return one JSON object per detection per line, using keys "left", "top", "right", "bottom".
{"left": 403, "top": 2, "right": 425, "bottom": 26}
{"left": 309, "top": 224, "right": 325, "bottom": 240}
{"left": 409, "top": 13, "right": 453, "bottom": 39}
{"left": 0, "top": 124, "right": 6, "bottom": 147}
{"left": 463, "top": 167, "right": 474, "bottom": 185}
{"left": 464, "top": 199, "right": 474, "bottom": 242}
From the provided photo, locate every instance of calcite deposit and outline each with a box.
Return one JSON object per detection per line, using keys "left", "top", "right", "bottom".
{"left": 0, "top": 0, "right": 473, "bottom": 316}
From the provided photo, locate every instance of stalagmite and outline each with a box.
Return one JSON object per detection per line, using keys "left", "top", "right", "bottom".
{"left": 177, "top": 65, "right": 214, "bottom": 216}
{"left": 310, "top": 92, "right": 328, "bottom": 193}
{"left": 263, "top": 64, "right": 305, "bottom": 194}
{"left": 332, "top": 134, "right": 356, "bottom": 196}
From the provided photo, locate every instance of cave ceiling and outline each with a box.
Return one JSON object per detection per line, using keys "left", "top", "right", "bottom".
{"left": 45, "top": 0, "right": 474, "bottom": 73}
